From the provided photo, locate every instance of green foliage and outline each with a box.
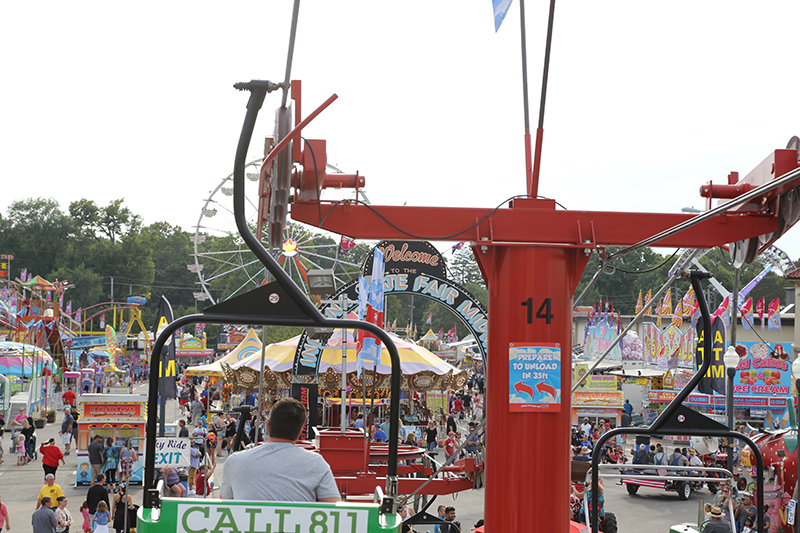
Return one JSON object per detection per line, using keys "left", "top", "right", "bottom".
{"left": 574, "top": 247, "right": 794, "bottom": 314}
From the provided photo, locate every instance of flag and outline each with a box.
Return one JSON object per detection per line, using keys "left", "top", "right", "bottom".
{"left": 756, "top": 297, "right": 765, "bottom": 329}
{"left": 644, "top": 289, "right": 653, "bottom": 314}
{"left": 767, "top": 298, "right": 781, "bottom": 330}
{"left": 740, "top": 298, "right": 753, "bottom": 330}
{"left": 492, "top": 0, "right": 514, "bottom": 31}
{"left": 691, "top": 301, "right": 703, "bottom": 328}
{"left": 426, "top": 312, "right": 432, "bottom": 325}
{"left": 153, "top": 295, "right": 178, "bottom": 398}
{"left": 661, "top": 288, "right": 673, "bottom": 316}
{"left": 339, "top": 236, "right": 356, "bottom": 255}
{"left": 391, "top": 319, "right": 397, "bottom": 330}
{"left": 10, "top": 292, "right": 17, "bottom": 309}
{"left": 20, "top": 268, "right": 27, "bottom": 282}
{"left": 695, "top": 316, "right": 726, "bottom": 395}
{"left": 713, "top": 296, "right": 731, "bottom": 328}
{"left": 76, "top": 308, "right": 82, "bottom": 324}
{"left": 655, "top": 300, "right": 663, "bottom": 326}
{"left": 356, "top": 248, "right": 385, "bottom": 377}
{"left": 452, "top": 242, "right": 464, "bottom": 253}
{"left": 437, "top": 328, "right": 445, "bottom": 342}
{"left": 680, "top": 288, "right": 695, "bottom": 317}
{"left": 671, "top": 300, "right": 683, "bottom": 327}
{"left": 195, "top": 323, "right": 206, "bottom": 336}
{"left": 58, "top": 294, "right": 63, "bottom": 309}
{"left": 99, "top": 314, "right": 106, "bottom": 330}
{"left": 635, "top": 290, "right": 643, "bottom": 314}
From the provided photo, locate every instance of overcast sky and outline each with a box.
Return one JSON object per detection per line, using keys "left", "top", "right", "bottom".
{"left": 2, "top": 1, "right": 800, "bottom": 266}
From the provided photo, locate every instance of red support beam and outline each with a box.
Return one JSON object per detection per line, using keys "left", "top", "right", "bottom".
{"left": 291, "top": 199, "right": 778, "bottom": 249}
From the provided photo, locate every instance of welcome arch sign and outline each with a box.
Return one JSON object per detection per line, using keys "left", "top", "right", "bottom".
{"left": 292, "top": 241, "right": 488, "bottom": 377}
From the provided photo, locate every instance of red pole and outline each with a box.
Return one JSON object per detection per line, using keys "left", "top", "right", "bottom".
{"left": 475, "top": 244, "right": 583, "bottom": 531}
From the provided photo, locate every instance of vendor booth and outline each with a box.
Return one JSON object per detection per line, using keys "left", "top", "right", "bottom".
{"left": 75, "top": 394, "right": 147, "bottom": 486}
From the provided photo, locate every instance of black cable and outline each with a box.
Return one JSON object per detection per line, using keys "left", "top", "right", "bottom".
{"left": 319, "top": 195, "right": 536, "bottom": 241}
{"left": 613, "top": 249, "right": 681, "bottom": 274}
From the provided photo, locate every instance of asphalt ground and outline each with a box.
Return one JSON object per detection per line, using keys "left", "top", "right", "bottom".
{"left": 0, "top": 389, "right": 706, "bottom": 532}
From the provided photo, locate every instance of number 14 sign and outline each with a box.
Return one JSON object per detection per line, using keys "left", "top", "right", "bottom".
{"left": 508, "top": 342, "right": 561, "bottom": 412}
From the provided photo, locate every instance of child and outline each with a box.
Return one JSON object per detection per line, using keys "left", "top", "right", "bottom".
{"left": 741, "top": 516, "right": 754, "bottom": 533}
{"left": 16, "top": 435, "right": 26, "bottom": 465}
{"left": 94, "top": 500, "right": 110, "bottom": 533}
{"left": 80, "top": 500, "right": 91, "bottom": 533}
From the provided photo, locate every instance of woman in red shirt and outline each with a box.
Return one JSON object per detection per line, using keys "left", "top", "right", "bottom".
{"left": 40, "top": 437, "right": 65, "bottom": 480}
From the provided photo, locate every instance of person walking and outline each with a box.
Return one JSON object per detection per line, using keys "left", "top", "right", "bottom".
{"left": 93, "top": 501, "right": 110, "bottom": 533}
{"left": 16, "top": 435, "right": 27, "bottom": 466}
{"left": 425, "top": 420, "right": 438, "bottom": 451}
{"left": 59, "top": 407, "right": 74, "bottom": 456}
{"left": 54, "top": 496, "right": 73, "bottom": 533}
{"left": 39, "top": 438, "right": 65, "bottom": 480}
{"left": 36, "top": 474, "right": 64, "bottom": 510}
{"left": 86, "top": 475, "right": 109, "bottom": 526}
{"left": 112, "top": 485, "right": 135, "bottom": 533}
{"left": 31, "top": 497, "right": 57, "bottom": 533}
{"left": 0, "top": 493, "right": 10, "bottom": 531}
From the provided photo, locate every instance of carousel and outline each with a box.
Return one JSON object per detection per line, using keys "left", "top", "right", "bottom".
{"left": 219, "top": 329, "right": 468, "bottom": 394}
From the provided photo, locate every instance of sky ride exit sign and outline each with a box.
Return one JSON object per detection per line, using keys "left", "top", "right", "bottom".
{"left": 508, "top": 342, "right": 562, "bottom": 412}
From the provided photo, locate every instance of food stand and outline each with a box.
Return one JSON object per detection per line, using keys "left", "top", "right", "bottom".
{"left": 75, "top": 394, "right": 147, "bottom": 486}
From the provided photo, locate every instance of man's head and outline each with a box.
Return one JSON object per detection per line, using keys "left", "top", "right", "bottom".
{"left": 445, "top": 507, "right": 456, "bottom": 521}
{"left": 45, "top": 474, "right": 56, "bottom": 485}
{"left": 437, "top": 505, "right": 446, "bottom": 517}
{"left": 93, "top": 435, "right": 102, "bottom": 442}
{"left": 64, "top": 406, "right": 71, "bottom": 414}
{"left": 41, "top": 496, "right": 53, "bottom": 508}
{"left": 709, "top": 506, "right": 723, "bottom": 520}
{"left": 179, "top": 420, "right": 186, "bottom": 427}
{"left": 742, "top": 491, "right": 754, "bottom": 505}
{"left": 267, "top": 398, "right": 307, "bottom": 441}
{"left": 96, "top": 473, "right": 105, "bottom": 484}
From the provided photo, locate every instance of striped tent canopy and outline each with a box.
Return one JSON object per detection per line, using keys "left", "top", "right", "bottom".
{"left": 184, "top": 328, "right": 263, "bottom": 377}
{"left": 0, "top": 341, "right": 57, "bottom": 377}
{"left": 224, "top": 330, "right": 467, "bottom": 391}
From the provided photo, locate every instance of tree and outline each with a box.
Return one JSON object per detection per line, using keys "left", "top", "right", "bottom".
{"left": 69, "top": 199, "right": 141, "bottom": 244}
{"left": 2, "top": 198, "right": 75, "bottom": 277}
{"left": 448, "top": 247, "right": 485, "bottom": 288}
{"left": 49, "top": 264, "right": 104, "bottom": 310}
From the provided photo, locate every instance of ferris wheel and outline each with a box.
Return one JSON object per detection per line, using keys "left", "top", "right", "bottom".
{"left": 190, "top": 158, "right": 368, "bottom": 305}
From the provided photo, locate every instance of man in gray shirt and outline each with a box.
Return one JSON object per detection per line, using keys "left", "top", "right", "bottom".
{"left": 191, "top": 399, "right": 204, "bottom": 426}
{"left": 31, "top": 496, "right": 58, "bottom": 533}
{"left": 221, "top": 398, "right": 340, "bottom": 502}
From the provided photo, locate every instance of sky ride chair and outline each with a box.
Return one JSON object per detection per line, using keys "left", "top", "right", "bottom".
{"left": 136, "top": 79, "right": 403, "bottom": 533}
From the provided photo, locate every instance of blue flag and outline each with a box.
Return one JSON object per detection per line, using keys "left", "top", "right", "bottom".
{"left": 493, "top": 0, "right": 514, "bottom": 31}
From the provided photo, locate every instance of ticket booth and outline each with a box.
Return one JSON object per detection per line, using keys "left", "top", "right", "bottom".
{"left": 76, "top": 394, "right": 147, "bottom": 486}
{"left": 63, "top": 371, "right": 80, "bottom": 392}
{"left": 80, "top": 368, "right": 95, "bottom": 394}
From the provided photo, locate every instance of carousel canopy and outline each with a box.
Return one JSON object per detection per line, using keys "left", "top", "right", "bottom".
{"left": 231, "top": 330, "right": 458, "bottom": 376}
{"left": 0, "top": 341, "right": 57, "bottom": 377}
{"left": 223, "top": 330, "right": 468, "bottom": 392}
{"left": 185, "top": 328, "right": 264, "bottom": 377}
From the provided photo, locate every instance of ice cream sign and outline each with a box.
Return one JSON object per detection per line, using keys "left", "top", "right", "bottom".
{"left": 508, "top": 342, "right": 561, "bottom": 412}
{"left": 733, "top": 341, "right": 791, "bottom": 396}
